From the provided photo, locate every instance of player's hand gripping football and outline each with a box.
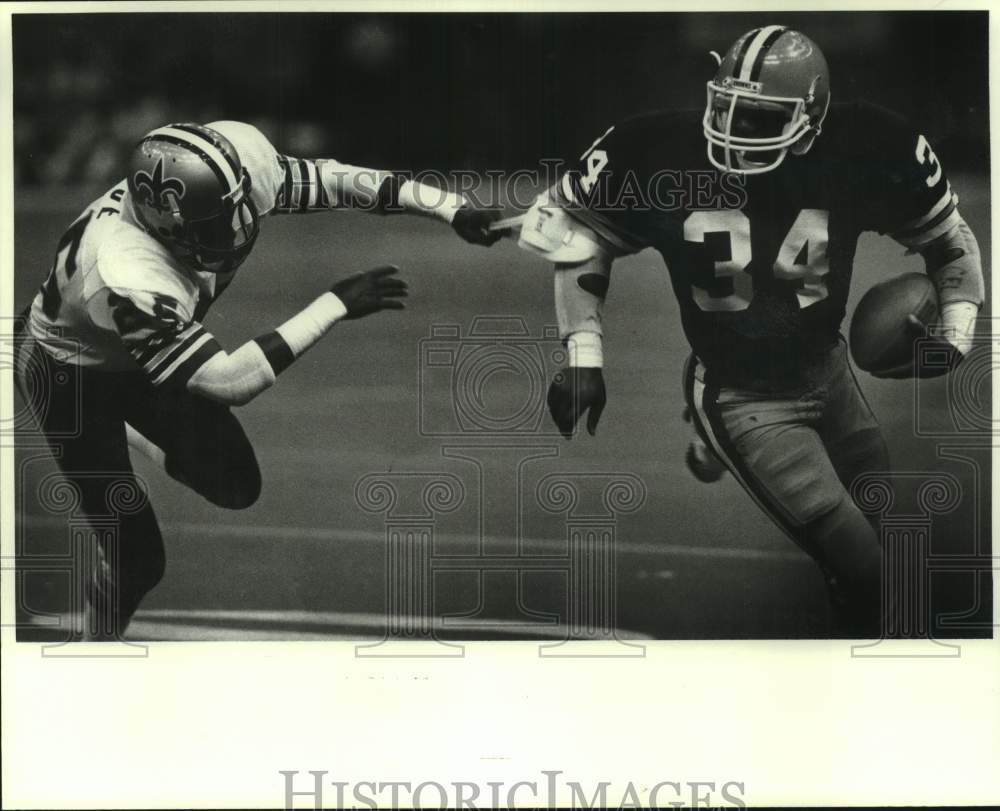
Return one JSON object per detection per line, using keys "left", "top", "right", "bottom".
{"left": 876, "top": 314, "right": 965, "bottom": 379}
{"left": 451, "top": 205, "right": 507, "bottom": 247}
{"left": 547, "top": 367, "right": 606, "bottom": 439}
{"left": 330, "top": 265, "right": 408, "bottom": 319}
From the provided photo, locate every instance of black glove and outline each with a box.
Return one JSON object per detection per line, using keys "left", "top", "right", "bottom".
{"left": 874, "top": 314, "right": 964, "bottom": 379}
{"left": 451, "top": 206, "right": 507, "bottom": 247}
{"left": 330, "top": 265, "right": 408, "bottom": 319}
{"left": 547, "top": 367, "right": 606, "bottom": 439}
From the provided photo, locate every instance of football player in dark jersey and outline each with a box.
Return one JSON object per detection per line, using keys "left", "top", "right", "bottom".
{"left": 522, "top": 26, "right": 985, "bottom": 636}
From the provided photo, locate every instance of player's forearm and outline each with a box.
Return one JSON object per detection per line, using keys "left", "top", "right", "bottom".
{"left": 187, "top": 293, "right": 347, "bottom": 406}
{"left": 919, "top": 215, "right": 984, "bottom": 354}
{"left": 275, "top": 157, "right": 465, "bottom": 223}
{"left": 920, "top": 215, "right": 985, "bottom": 307}
{"left": 554, "top": 254, "right": 612, "bottom": 367}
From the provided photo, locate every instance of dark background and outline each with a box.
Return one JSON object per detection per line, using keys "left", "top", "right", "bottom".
{"left": 13, "top": 11, "right": 990, "bottom": 184}
{"left": 12, "top": 11, "right": 992, "bottom": 640}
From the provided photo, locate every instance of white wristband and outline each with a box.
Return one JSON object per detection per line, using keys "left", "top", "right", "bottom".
{"left": 567, "top": 331, "right": 603, "bottom": 368}
{"left": 275, "top": 292, "right": 348, "bottom": 357}
{"left": 398, "top": 180, "right": 466, "bottom": 224}
{"left": 940, "top": 300, "right": 979, "bottom": 355}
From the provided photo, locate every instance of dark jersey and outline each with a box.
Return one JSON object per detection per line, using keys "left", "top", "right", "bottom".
{"left": 556, "top": 102, "right": 960, "bottom": 384}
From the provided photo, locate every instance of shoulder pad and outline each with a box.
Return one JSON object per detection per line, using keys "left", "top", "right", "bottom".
{"left": 517, "top": 191, "right": 605, "bottom": 264}
{"left": 206, "top": 120, "right": 283, "bottom": 216}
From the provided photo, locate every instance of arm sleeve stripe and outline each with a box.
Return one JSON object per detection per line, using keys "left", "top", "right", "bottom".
{"left": 296, "top": 159, "right": 309, "bottom": 212}
{"left": 160, "top": 336, "right": 225, "bottom": 389}
{"left": 144, "top": 325, "right": 208, "bottom": 379}
{"left": 895, "top": 197, "right": 957, "bottom": 241}
{"left": 132, "top": 330, "right": 184, "bottom": 368}
{"left": 316, "top": 165, "right": 330, "bottom": 208}
{"left": 134, "top": 323, "right": 202, "bottom": 370}
{"left": 895, "top": 207, "right": 961, "bottom": 249}
{"left": 277, "top": 155, "right": 293, "bottom": 210}
{"left": 305, "top": 160, "right": 319, "bottom": 208}
{"left": 893, "top": 183, "right": 955, "bottom": 236}
{"left": 253, "top": 331, "right": 296, "bottom": 375}
{"left": 151, "top": 333, "right": 219, "bottom": 386}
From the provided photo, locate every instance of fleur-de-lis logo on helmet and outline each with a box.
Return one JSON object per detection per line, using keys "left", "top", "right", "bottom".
{"left": 133, "top": 157, "right": 186, "bottom": 213}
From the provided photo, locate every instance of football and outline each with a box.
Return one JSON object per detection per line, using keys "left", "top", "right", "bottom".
{"left": 849, "top": 272, "right": 940, "bottom": 375}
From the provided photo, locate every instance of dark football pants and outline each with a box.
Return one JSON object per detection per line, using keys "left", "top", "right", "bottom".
{"left": 683, "top": 339, "right": 891, "bottom": 637}
{"left": 16, "top": 332, "right": 261, "bottom": 638}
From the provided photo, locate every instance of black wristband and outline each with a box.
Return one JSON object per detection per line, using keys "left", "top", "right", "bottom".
{"left": 253, "top": 331, "right": 296, "bottom": 375}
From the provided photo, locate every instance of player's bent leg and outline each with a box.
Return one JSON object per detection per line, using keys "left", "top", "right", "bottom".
{"left": 804, "top": 496, "right": 883, "bottom": 638}
{"left": 16, "top": 339, "right": 167, "bottom": 637}
{"left": 685, "top": 360, "right": 884, "bottom": 637}
{"left": 82, "top": 480, "right": 167, "bottom": 639}
{"left": 122, "top": 383, "right": 261, "bottom": 510}
{"left": 822, "top": 343, "right": 892, "bottom": 527}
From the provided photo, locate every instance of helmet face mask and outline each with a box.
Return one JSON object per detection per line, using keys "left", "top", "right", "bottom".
{"left": 167, "top": 173, "right": 260, "bottom": 273}
{"left": 702, "top": 27, "right": 831, "bottom": 175}
{"left": 127, "top": 124, "right": 261, "bottom": 273}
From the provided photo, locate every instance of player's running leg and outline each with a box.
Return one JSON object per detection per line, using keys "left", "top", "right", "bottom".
{"left": 821, "top": 340, "right": 891, "bottom": 511}
{"left": 820, "top": 339, "right": 899, "bottom": 635}
{"left": 16, "top": 336, "right": 166, "bottom": 638}
{"left": 684, "top": 355, "right": 884, "bottom": 637}
{"left": 120, "top": 381, "right": 262, "bottom": 510}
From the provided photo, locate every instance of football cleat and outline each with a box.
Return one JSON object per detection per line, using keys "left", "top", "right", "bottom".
{"left": 127, "top": 123, "right": 260, "bottom": 273}
{"left": 682, "top": 407, "right": 727, "bottom": 483}
{"left": 686, "top": 438, "right": 728, "bottom": 483}
{"left": 703, "top": 26, "right": 831, "bottom": 174}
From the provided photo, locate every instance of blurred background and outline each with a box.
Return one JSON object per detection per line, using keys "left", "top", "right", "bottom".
{"left": 13, "top": 11, "right": 989, "bottom": 186}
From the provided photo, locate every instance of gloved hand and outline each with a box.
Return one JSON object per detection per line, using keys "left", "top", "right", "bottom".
{"left": 330, "top": 265, "right": 408, "bottom": 319}
{"left": 547, "top": 367, "right": 606, "bottom": 439}
{"left": 451, "top": 205, "right": 507, "bottom": 246}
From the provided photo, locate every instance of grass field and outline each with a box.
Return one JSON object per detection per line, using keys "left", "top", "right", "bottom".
{"left": 11, "top": 174, "right": 994, "bottom": 641}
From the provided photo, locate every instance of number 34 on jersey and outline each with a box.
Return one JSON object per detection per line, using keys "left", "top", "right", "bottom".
{"left": 684, "top": 208, "right": 830, "bottom": 312}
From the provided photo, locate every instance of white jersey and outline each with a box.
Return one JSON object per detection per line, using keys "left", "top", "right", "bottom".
{"left": 27, "top": 121, "right": 285, "bottom": 387}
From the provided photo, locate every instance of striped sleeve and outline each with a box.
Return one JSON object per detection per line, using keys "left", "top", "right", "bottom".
{"left": 131, "top": 321, "right": 224, "bottom": 387}
{"left": 888, "top": 180, "right": 961, "bottom": 250}
{"left": 103, "top": 289, "right": 223, "bottom": 388}
{"left": 274, "top": 156, "right": 330, "bottom": 212}
{"left": 860, "top": 106, "right": 963, "bottom": 249}
{"left": 274, "top": 155, "right": 397, "bottom": 214}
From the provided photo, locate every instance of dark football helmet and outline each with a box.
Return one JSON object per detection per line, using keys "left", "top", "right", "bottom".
{"left": 703, "top": 26, "right": 831, "bottom": 174}
{"left": 127, "top": 123, "right": 260, "bottom": 272}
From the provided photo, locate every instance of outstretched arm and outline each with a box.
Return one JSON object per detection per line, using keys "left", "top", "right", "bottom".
{"left": 187, "top": 266, "right": 407, "bottom": 405}
{"left": 97, "top": 267, "right": 407, "bottom": 408}
{"left": 273, "top": 156, "right": 501, "bottom": 245}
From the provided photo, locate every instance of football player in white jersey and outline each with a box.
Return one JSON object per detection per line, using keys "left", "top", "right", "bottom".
{"left": 16, "top": 120, "right": 499, "bottom": 639}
